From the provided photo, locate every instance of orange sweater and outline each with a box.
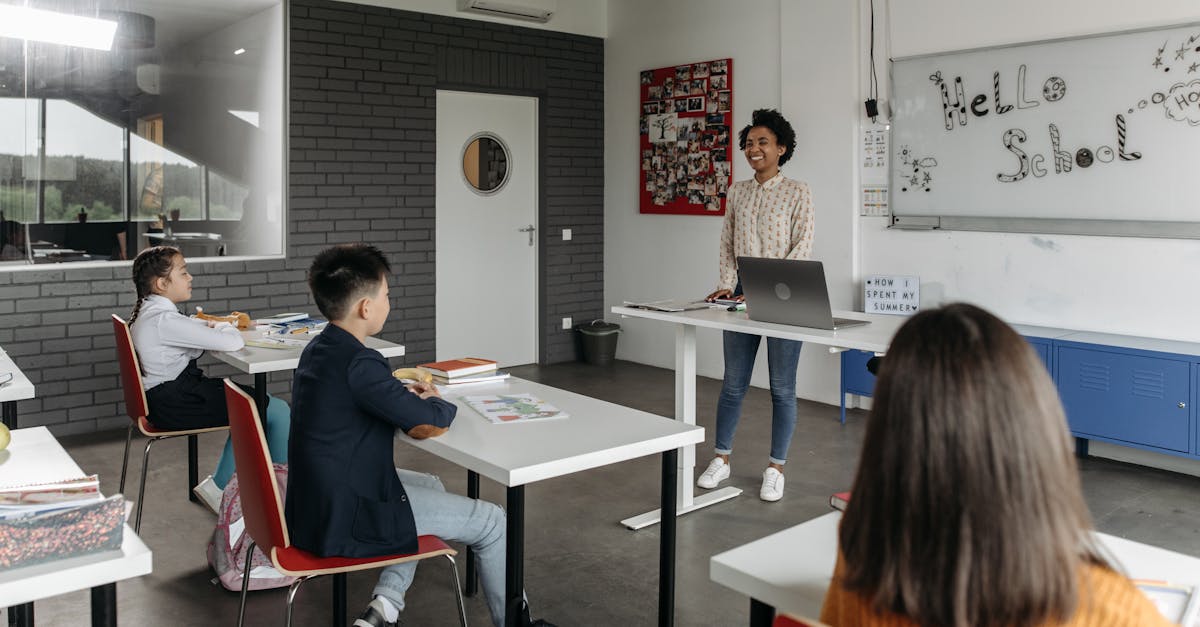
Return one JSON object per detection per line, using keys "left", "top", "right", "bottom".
{"left": 819, "top": 556, "right": 1173, "bottom": 627}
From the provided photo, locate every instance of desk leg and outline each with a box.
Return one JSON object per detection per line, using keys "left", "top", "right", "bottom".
{"left": 659, "top": 449, "right": 678, "bottom": 627}
{"left": 332, "top": 572, "right": 347, "bottom": 627}
{"left": 187, "top": 435, "right": 199, "bottom": 503}
{"left": 749, "top": 598, "right": 775, "bottom": 627}
{"left": 504, "top": 485, "right": 525, "bottom": 627}
{"left": 253, "top": 374, "right": 269, "bottom": 426}
{"left": 9, "top": 603, "right": 33, "bottom": 627}
{"left": 2, "top": 400, "right": 17, "bottom": 429}
{"left": 91, "top": 584, "right": 116, "bottom": 627}
{"left": 465, "top": 470, "right": 480, "bottom": 597}
{"left": 621, "top": 324, "right": 741, "bottom": 530}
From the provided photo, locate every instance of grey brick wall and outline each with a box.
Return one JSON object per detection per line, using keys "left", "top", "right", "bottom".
{"left": 2, "top": 2, "right": 604, "bottom": 436}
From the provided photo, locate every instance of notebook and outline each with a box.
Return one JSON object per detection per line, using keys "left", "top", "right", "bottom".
{"left": 736, "top": 257, "right": 870, "bottom": 331}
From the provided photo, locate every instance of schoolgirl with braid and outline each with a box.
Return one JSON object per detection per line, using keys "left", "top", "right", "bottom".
{"left": 127, "top": 246, "right": 290, "bottom": 513}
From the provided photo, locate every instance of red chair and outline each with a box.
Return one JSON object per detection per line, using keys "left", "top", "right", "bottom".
{"left": 223, "top": 379, "right": 468, "bottom": 627}
{"left": 773, "top": 614, "right": 830, "bottom": 627}
{"left": 112, "top": 314, "right": 228, "bottom": 533}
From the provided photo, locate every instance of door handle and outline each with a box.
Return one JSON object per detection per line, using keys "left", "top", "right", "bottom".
{"left": 517, "top": 224, "right": 535, "bottom": 246}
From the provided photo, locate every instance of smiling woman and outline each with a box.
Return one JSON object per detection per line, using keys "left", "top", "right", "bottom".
{"left": 0, "top": 0, "right": 285, "bottom": 266}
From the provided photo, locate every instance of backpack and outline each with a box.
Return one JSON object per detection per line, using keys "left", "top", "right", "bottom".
{"left": 207, "top": 463, "right": 298, "bottom": 591}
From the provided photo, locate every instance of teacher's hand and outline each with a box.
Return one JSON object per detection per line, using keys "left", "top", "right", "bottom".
{"left": 705, "top": 288, "right": 743, "bottom": 303}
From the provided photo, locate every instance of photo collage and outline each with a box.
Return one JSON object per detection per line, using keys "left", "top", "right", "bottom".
{"left": 639, "top": 58, "right": 733, "bottom": 215}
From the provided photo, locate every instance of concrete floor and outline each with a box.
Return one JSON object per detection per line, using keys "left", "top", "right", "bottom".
{"left": 24, "top": 359, "right": 1200, "bottom": 626}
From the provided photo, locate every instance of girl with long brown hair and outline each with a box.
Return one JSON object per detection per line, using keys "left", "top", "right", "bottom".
{"left": 821, "top": 303, "right": 1170, "bottom": 627}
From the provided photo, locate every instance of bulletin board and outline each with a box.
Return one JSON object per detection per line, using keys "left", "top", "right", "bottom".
{"left": 639, "top": 58, "right": 734, "bottom": 216}
{"left": 889, "top": 22, "right": 1200, "bottom": 238}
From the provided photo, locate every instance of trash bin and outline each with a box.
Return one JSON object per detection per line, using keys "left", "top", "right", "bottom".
{"left": 575, "top": 320, "right": 620, "bottom": 365}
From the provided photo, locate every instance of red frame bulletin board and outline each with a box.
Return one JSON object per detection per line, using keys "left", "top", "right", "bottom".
{"left": 639, "top": 58, "right": 733, "bottom": 216}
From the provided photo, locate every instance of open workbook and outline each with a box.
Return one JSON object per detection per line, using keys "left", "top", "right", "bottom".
{"left": 463, "top": 394, "right": 568, "bottom": 424}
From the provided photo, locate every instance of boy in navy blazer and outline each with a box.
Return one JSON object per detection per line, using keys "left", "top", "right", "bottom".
{"left": 288, "top": 244, "right": 552, "bottom": 627}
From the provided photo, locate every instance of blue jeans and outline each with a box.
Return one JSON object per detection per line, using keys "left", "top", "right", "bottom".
{"left": 375, "top": 469, "right": 508, "bottom": 627}
{"left": 714, "top": 330, "right": 803, "bottom": 465}
{"left": 212, "top": 395, "right": 289, "bottom": 489}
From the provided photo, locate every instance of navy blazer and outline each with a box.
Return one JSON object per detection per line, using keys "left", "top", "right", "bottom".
{"left": 285, "top": 324, "right": 456, "bottom": 557}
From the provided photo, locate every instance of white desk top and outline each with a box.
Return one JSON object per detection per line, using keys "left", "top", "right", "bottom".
{"left": 710, "top": 511, "right": 1200, "bottom": 619}
{"left": 211, "top": 330, "right": 406, "bottom": 374}
{"left": 613, "top": 306, "right": 906, "bottom": 354}
{"left": 0, "top": 427, "right": 153, "bottom": 607}
{"left": 396, "top": 377, "right": 704, "bottom": 486}
{"left": 0, "top": 348, "right": 36, "bottom": 404}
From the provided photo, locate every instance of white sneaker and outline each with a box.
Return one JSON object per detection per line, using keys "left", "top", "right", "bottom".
{"left": 697, "top": 457, "right": 730, "bottom": 489}
{"left": 759, "top": 467, "right": 785, "bottom": 502}
{"left": 192, "top": 475, "right": 223, "bottom": 515}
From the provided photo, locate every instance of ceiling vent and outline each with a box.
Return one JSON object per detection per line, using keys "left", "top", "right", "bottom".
{"left": 456, "top": 0, "right": 555, "bottom": 23}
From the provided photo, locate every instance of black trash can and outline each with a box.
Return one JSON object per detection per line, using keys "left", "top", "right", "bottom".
{"left": 575, "top": 320, "right": 620, "bottom": 365}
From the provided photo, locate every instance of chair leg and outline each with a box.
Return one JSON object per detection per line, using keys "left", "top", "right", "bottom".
{"left": 118, "top": 423, "right": 134, "bottom": 494}
{"left": 237, "top": 542, "right": 256, "bottom": 627}
{"left": 332, "top": 572, "right": 347, "bottom": 627}
{"left": 187, "top": 434, "right": 199, "bottom": 502}
{"left": 285, "top": 576, "right": 312, "bottom": 627}
{"left": 134, "top": 438, "right": 156, "bottom": 534}
{"left": 445, "top": 554, "right": 469, "bottom": 627}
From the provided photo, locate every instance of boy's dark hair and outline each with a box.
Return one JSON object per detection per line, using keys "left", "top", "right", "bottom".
{"left": 737, "top": 108, "right": 798, "bottom": 166}
{"left": 307, "top": 244, "right": 391, "bottom": 321}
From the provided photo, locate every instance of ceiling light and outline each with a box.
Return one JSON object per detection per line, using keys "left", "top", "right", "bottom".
{"left": 234, "top": 48, "right": 245, "bottom": 55}
{"left": 0, "top": 5, "right": 117, "bottom": 51}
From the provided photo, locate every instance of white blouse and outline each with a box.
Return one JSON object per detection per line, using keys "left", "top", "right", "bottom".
{"left": 717, "top": 173, "right": 815, "bottom": 291}
{"left": 129, "top": 294, "right": 244, "bottom": 390}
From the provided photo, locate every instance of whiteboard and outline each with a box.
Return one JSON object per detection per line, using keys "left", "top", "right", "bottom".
{"left": 890, "top": 22, "right": 1200, "bottom": 235}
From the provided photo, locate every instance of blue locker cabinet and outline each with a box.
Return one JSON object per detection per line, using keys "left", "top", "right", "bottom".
{"left": 1056, "top": 345, "right": 1192, "bottom": 454}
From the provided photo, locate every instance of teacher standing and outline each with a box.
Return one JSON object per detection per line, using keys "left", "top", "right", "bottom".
{"left": 700, "top": 108, "right": 814, "bottom": 502}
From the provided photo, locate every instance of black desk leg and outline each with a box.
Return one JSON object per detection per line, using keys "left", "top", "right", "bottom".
{"left": 253, "top": 374, "right": 270, "bottom": 426}
{"left": 504, "top": 485, "right": 525, "bottom": 627}
{"left": 91, "top": 584, "right": 117, "bottom": 627}
{"left": 465, "top": 470, "right": 480, "bottom": 597}
{"left": 1075, "top": 437, "right": 1089, "bottom": 458}
{"left": 333, "top": 572, "right": 348, "bottom": 627}
{"left": 2, "top": 400, "right": 16, "bottom": 429}
{"left": 9, "top": 603, "right": 33, "bottom": 627}
{"left": 749, "top": 598, "right": 775, "bottom": 627}
{"left": 187, "top": 435, "right": 199, "bottom": 502}
{"left": 659, "top": 449, "right": 678, "bottom": 627}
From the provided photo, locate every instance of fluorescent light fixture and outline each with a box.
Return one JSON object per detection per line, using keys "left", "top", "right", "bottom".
{"left": 229, "top": 110, "right": 260, "bottom": 128}
{"left": 0, "top": 4, "right": 118, "bottom": 51}
{"left": 233, "top": 47, "right": 245, "bottom": 55}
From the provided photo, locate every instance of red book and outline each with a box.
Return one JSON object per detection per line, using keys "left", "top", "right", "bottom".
{"left": 829, "top": 491, "right": 851, "bottom": 511}
{"left": 417, "top": 357, "right": 497, "bottom": 379}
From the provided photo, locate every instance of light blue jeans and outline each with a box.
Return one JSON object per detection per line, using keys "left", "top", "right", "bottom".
{"left": 213, "top": 395, "right": 290, "bottom": 488}
{"left": 374, "top": 469, "right": 507, "bottom": 627}
{"left": 714, "top": 330, "right": 803, "bottom": 465}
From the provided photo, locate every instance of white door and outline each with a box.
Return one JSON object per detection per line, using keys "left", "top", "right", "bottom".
{"left": 436, "top": 90, "right": 538, "bottom": 366}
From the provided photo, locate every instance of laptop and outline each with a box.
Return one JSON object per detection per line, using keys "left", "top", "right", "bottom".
{"left": 737, "top": 257, "right": 870, "bottom": 330}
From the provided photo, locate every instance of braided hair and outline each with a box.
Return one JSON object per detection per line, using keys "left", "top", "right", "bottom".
{"left": 129, "top": 246, "right": 181, "bottom": 326}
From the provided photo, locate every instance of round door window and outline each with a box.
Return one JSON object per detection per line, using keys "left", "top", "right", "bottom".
{"left": 461, "top": 133, "right": 510, "bottom": 195}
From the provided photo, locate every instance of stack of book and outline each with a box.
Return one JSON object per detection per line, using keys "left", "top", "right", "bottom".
{"left": 0, "top": 475, "right": 125, "bottom": 569}
{"left": 418, "top": 357, "right": 510, "bottom": 386}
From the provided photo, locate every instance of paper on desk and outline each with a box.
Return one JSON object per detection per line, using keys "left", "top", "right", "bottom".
{"left": 623, "top": 299, "right": 708, "bottom": 312}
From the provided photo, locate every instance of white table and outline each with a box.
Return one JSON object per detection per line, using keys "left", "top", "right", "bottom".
{"left": 611, "top": 306, "right": 906, "bottom": 529}
{"left": 397, "top": 377, "right": 705, "bottom": 627}
{"left": 212, "top": 330, "right": 405, "bottom": 418}
{"left": 0, "top": 427, "right": 153, "bottom": 626}
{"left": 710, "top": 511, "right": 1200, "bottom": 626}
{"left": 0, "top": 348, "right": 36, "bottom": 429}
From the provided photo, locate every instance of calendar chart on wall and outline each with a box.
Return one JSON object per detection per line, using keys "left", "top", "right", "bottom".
{"left": 889, "top": 22, "right": 1200, "bottom": 237}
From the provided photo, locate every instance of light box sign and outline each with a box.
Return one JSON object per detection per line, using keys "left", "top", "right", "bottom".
{"left": 864, "top": 275, "right": 919, "bottom": 316}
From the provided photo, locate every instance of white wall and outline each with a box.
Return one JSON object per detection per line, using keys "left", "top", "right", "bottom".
{"left": 356, "top": 0, "right": 606, "bottom": 38}
{"left": 604, "top": 0, "right": 860, "bottom": 405}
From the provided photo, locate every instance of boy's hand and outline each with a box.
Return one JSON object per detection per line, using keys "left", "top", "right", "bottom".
{"left": 406, "top": 381, "right": 442, "bottom": 400}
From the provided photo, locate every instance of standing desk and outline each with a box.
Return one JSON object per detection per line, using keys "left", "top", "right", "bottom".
{"left": 710, "top": 511, "right": 1200, "bottom": 626}
{"left": 396, "top": 377, "right": 704, "bottom": 627}
{"left": 611, "top": 306, "right": 905, "bottom": 529}
{"left": 0, "top": 427, "right": 153, "bottom": 627}
{"left": 0, "top": 348, "right": 36, "bottom": 429}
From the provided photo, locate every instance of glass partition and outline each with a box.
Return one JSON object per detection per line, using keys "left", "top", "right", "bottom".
{"left": 0, "top": 0, "right": 284, "bottom": 265}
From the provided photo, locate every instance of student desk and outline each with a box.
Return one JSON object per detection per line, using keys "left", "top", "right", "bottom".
{"left": 611, "top": 306, "right": 906, "bottom": 528}
{"left": 0, "top": 348, "right": 36, "bottom": 429}
{"left": 396, "top": 377, "right": 704, "bottom": 627}
{"left": 710, "top": 511, "right": 1200, "bottom": 627}
{"left": 0, "top": 427, "right": 153, "bottom": 627}
{"left": 212, "top": 331, "right": 405, "bottom": 417}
